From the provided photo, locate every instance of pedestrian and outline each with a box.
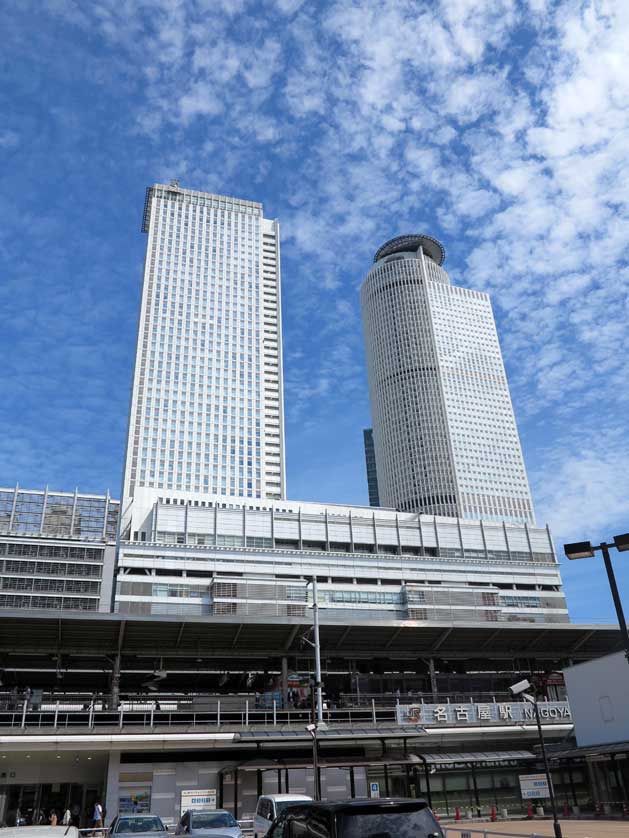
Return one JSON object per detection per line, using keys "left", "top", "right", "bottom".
{"left": 63, "top": 808, "right": 72, "bottom": 826}
{"left": 50, "top": 811, "right": 58, "bottom": 826}
{"left": 93, "top": 801, "right": 103, "bottom": 831}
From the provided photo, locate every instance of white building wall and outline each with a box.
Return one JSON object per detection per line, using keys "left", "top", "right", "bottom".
{"left": 360, "top": 235, "right": 534, "bottom": 524}
{"left": 114, "top": 493, "right": 567, "bottom": 625}
{"left": 121, "top": 183, "right": 285, "bottom": 537}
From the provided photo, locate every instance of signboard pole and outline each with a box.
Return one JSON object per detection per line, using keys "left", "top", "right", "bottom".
{"left": 533, "top": 699, "right": 562, "bottom": 838}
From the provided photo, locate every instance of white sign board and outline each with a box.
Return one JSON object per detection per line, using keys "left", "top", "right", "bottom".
{"left": 397, "top": 701, "right": 571, "bottom": 726}
{"left": 370, "top": 782, "right": 380, "bottom": 799}
{"left": 519, "top": 773, "right": 550, "bottom": 800}
{"left": 180, "top": 789, "right": 217, "bottom": 814}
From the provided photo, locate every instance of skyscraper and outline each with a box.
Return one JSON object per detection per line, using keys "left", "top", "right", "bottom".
{"left": 360, "top": 234, "right": 534, "bottom": 524}
{"left": 121, "top": 182, "right": 285, "bottom": 534}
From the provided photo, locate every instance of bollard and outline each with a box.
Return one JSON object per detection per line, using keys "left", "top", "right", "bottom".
{"left": 455, "top": 806, "right": 460, "bottom": 821}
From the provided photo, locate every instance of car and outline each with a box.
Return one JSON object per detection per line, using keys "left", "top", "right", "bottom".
{"left": 264, "top": 798, "right": 443, "bottom": 838}
{"left": 253, "top": 795, "right": 312, "bottom": 838}
{"left": 176, "top": 809, "right": 242, "bottom": 838}
{"left": 109, "top": 814, "right": 170, "bottom": 838}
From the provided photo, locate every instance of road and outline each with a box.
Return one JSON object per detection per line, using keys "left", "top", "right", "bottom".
{"left": 445, "top": 820, "right": 629, "bottom": 837}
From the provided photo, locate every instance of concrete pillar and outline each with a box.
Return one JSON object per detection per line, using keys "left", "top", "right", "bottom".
{"left": 281, "top": 656, "right": 289, "bottom": 708}
{"left": 105, "top": 751, "right": 121, "bottom": 820}
{"left": 110, "top": 654, "right": 121, "bottom": 709}
{"left": 429, "top": 658, "right": 438, "bottom": 701}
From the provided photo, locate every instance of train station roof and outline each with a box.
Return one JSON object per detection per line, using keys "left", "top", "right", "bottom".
{"left": 0, "top": 610, "right": 621, "bottom": 662}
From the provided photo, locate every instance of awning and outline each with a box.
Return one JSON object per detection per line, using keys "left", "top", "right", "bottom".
{"left": 235, "top": 725, "right": 426, "bottom": 741}
{"left": 422, "top": 750, "right": 535, "bottom": 765}
{"left": 551, "top": 741, "right": 629, "bottom": 761}
{"left": 222, "top": 750, "right": 535, "bottom": 772}
{"left": 222, "top": 755, "right": 425, "bottom": 772}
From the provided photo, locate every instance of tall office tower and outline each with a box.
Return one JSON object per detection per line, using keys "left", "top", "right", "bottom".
{"left": 360, "top": 234, "right": 535, "bottom": 524}
{"left": 121, "top": 182, "right": 285, "bottom": 525}
{"left": 362, "top": 428, "right": 380, "bottom": 507}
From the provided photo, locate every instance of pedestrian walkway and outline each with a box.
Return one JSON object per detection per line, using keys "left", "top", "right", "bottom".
{"left": 445, "top": 820, "right": 629, "bottom": 837}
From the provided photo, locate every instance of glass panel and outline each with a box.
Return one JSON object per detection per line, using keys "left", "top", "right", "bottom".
{"left": 73, "top": 497, "right": 107, "bottom": 539}
{"left": 43, "top": 495, "right": 74, "bottom": 537}
{"left": 13, "top": 493, "right": 44, "bottom": 534}
{"left": 0, "top": 489, "right": 15, "bottom": 530}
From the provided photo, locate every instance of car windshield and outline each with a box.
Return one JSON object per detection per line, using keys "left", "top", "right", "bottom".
{"left": 116, "top": 817, "right": 165, "bottom": 833}
{"left": 339, "top": 808, "right": 439, "bottom": 838}
{"left": 274, "top": 802, "right": 307, "bottom": 816}
{"left": 191, "top": 813, "right": 237, "bottom": 829}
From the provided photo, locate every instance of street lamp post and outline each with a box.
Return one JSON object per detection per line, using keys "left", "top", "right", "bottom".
{"left": 305, "top": 577, "right": 324, "bottom": 799}
{"left": 304, "top": 577, "right": 323, "bottom": 722}
{"left": 564, "top": 534, "right": 629, "bottom": 664}
{"left": 510, "top": 679, "right": 562, "bottom": 838}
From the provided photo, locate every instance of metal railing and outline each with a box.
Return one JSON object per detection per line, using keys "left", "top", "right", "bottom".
{"left": 0, "top": 694, "right": 569, "bottom": 730}
{"left": 340, "top": 691, "right": 525, "bottom": 707}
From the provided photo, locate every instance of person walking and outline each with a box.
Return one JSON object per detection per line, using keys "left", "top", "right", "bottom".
{"left": 49, "top": 811, "right": 58, "bottom": 826}
{"left": 63, "top": 808, "right": 72, "bottom": 826}
{"left": 92, "top": 801, "right": 103, "bottom": 831}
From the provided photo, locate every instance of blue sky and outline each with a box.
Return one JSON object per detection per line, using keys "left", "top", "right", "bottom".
{"left": 2, "top": 0, "right": 629, "bottom": 624}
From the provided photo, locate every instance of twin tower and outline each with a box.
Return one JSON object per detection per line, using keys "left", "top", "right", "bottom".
{"left": 122, "top": 183, "right": 534, "bottom": 534}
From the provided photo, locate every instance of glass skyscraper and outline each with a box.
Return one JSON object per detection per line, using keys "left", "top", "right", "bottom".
{"left": 361, "top": 234, "right": 534, "bottom": 524}
{"left": 121, "top": 181, "right": 285, "bottom": 537}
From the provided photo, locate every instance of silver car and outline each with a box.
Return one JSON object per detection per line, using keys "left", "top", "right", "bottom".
{"left": 109, "top": 814, "right": 169, "bottom": 838}
{"left": 176, "top": 809, "right": 241, "bottom": 838}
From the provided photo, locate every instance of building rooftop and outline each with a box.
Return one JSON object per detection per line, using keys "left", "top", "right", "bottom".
{"left": 373, "top": 234, "right": 446, "bottom": 266}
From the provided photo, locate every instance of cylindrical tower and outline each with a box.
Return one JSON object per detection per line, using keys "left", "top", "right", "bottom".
{"left": 360, "top": 234, "right": 460, "bottom": 516}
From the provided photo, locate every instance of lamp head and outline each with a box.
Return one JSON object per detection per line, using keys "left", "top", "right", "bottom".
{"left": 613, "top": 533, "right": 629, "bottom": 552}
{"left": 564, "top": 541, "right": 595, "bottom": 560}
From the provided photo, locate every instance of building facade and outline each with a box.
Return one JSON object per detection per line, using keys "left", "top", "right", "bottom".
{"left": 115, "top": 493, "right": 566, "bottom": 624}
{"left": 363, "top": 428, "right": 380, "bottom": 507}
{"left": 121, "top": 182, "right": 285, "bottom": 538}
{"left": 0, "top": 485, "right": 118, "bottom": 612}
{"left": 360, "top": 234, "right": 534, "bottom": 524}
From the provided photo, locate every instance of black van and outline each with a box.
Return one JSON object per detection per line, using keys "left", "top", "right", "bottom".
{"left": 265, "top": 798, "right": 443, "bottom": 838}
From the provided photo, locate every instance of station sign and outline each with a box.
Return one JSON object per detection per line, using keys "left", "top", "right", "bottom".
{"left": 397, "top": 701, "right": 571, "bottom": 726}
{"left": 180, "top": 789, "right": 217, "bottom": 814}
{"left": 519, "top": 773, "right": 551, "bottom": 799}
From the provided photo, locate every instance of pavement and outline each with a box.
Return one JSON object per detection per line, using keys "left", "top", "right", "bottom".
{"left": 445, "top": 820, "right": 629, "bottom": 837}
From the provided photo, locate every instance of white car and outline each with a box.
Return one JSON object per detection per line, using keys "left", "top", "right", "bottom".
{"left": 253, "top": 795, "right": 312, "bottom": 838}
{"left": 176, "top": 809, "right": 241, "bottom": 838}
